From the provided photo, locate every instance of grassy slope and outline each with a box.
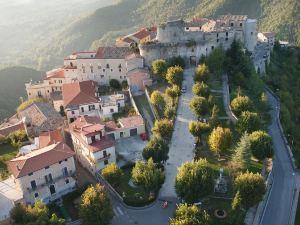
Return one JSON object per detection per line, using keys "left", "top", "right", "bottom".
{"left": 0, "top": 66, "right": 43, "bottom": 120}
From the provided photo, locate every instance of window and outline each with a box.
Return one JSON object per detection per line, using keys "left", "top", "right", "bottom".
{"left": 103, "top": 69, "right": 105, "bottom": 72}
{"left": 47, "top": 90, "right": 50, "bottom": 93}
{"left": 44, "top": 174, "right": 53, "bottom": 184}
{"left": 217, "top": 39, "right": 219, "bottom": 42}
{"left": 226, "top": 32, "right": 228, "bottom": 36}
{"left": 45, "top": 166, "right": 49, "bottom": 169}
{"left": 89, "top": 105, "right": 95, "bottom": 111}
{"left": 186, "top": 27, "right": 189, "bottom": 30}
{"left": 120, "top": 132, "right": 124, "bottom": 138}
{"left": 240, "top": 23, "right": 242, "bottom": 27}
{"left": 111, "top": 69, "right": 113, "bottom": 72}
{"left": 31, "top": 180, "right": 37, "bottom": 190}
{"left": 104, "top": 159, "right": 109, "bottom": 165}
{"left": 217, "top": 33, "right": 219, "bottom": 38}
{"left": 110, "top": 108, "right": 114, "bottom": 113}
{"left": 28, "top": 172, "right": 33, "bottom": 176}
{"left": 119, "top": 68, "right": 122, "bottom": 72}
{"left": 101, "top": 75, "right": 104, "bottom": 78}
{"left": 62, "top": 167, "right": 68, "bottom": 176}
{"left": 34, "top": 193, "right": 39, "bottom": 198}
{"left": 65, "top": 158, "right": 68, "bottom": 162}
{"left": 81, "top": 107, "right": 84, "bottom": 113}
{"left": 118, "top": 64, "right": 122, "bottom": 68}
{"left": 211, "top": 46, "right": 214, "bottom": 50}
{"left": 225, "top": 37, "right": 228, "bottom": 41}
{"left": 103, "top": 150, "right": 107, "bottom": 157}
{"left": 70, "top": 62, "right": 73, "bottom": 67}
{"left": 59, "top": 160, "right": 62, "bottom": 164}
{"left": 90, "top": 65, "right": 94, "bottom": 73}
{"left": 65, "top": 179, "right": 69, "bottom": 184}
{"left": 91, "top": 136, "right": 96, "bottom": 143}
{"left": 231, "top": 22, "right": 234, "bottom": 27}
{"left": 71, "top": 111, "right": 75, "bottom": 115}
{"left": 251, "top": 32, "right": 253, "bottom": 35}
{"left": 82, "top": 66, "right": 86, "bottom": 73}
{"left": 106, "top": 64, "right": 110, "bottom": 69}
{"left": 120, "top": 76, "right": 122, "bottom": 79}
{"left": 191, "top": 48, "right": 194, "bottom": 53}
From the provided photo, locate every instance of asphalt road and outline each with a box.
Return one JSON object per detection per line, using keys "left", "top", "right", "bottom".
{"left": 259, "top": 91, "right": 297, "bottom": 225}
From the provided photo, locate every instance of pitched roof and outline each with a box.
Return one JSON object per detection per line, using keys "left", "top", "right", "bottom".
{"left": 70, "top": 116, "right": 114, "bottom": 153}
{"left": 19, "top": 102, "right": 64, "bottom": 128}
{"left": 132, "top": 28, "right": 151, "bottom": 40}
{"left": 7, "top": 142, "right": 74, "bottom": 178}
{"left": 38, "top": 129, "right": 63, "bottom": 148}
{"left": 119, "top": 115, "right": 144, "bottom": 128}
{"left": 95, "top": 47, "right": 134, "bottom": 59}
{"left": 62, "top": 80, "right": 98, "bottom": 108}
{"left": 262, "top": 32, "right": 275, "bottom": 38}
{"left": 122, "top": 37, "right": 135, "bottom": 44}
{"left": 185, "top": 17, "right": 209, "bottom": 27}
{"left": 46, "top": 68, "right": 65, "bottom": 79}
{"left": 0, "top": 122, "right": 24, "bottom": 137}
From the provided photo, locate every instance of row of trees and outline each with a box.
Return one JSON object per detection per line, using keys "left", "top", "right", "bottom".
{"left": 174, "top": 158, "right": 266, "bottom": 209}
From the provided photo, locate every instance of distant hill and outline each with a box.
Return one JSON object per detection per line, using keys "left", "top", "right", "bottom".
{"left": 25, "top": 0, "right": 298, "bottom": 71}
{"left": 0, "top": 67, "right": 43, "bottom": 121}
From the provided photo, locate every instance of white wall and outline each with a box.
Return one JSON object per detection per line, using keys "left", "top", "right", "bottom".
{"left": 16, "top": 156, "right": 76, "bottom": 204}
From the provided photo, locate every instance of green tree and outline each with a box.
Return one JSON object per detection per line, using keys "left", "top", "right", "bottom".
{"left": 232, "top": 133, "right": 252, "bottom": 170}
{"left": 192, "top": 82, "right": 210, "bottom": 97}
{"left": 233, "top": 172, "right": 266, "bottom": 209}
{"left": 164, "top": 106, "right": 176, "bottom": 119}
{"left": 166, "top": 66, "right": 184, "bottom": 86}
{"left": 208, "top": 127, "right": 232, "bottom": 156}
{"left": 121, "top": 80, "right": 128, "bottom": 90}
{"left": 79, "top": 184, "right": 113, "bottom": 225}
{"left": 142, "top": 136, "right": 169, "bottom": 163}
{"left": 101, "top": 163, "right": 122, "bottom": 187}
{"left": 169, "top": 56, "right": 185, "bottom": 68}
{"left": 8, "top": 129, "right": 28, "bottom": 148}
{"left": 152, "top": 119, "right": 173, "bottom": 141}
{"left": 150, "top": 90, "right": 165, "bottom": 110}
{"left": 109, "top": 79, "right": 121, "bottom": 90}
{"left": 175, "top": 159, "right": 214, "bottom": 203}
{"left": 132, "top": 158, "right": 165, "bottom": 192}
{"left": 188, "top": 121, "right": 210, "bottom": 143}
{"left": 230, "top": 95, "right": 254, "bottom": 117}
{"left": 16, "top": 97, "right": 46, "bottom": 113}
{"left": 232, "top": 191, "right": 242, "bottom": 210}
{"left": 169, "top": 204, "right": 211, "bottom": 225}
{"left": 249, "top": 131, "right": 273, "bottom": 160}
{"left": 236, "top": 111, "right": 261, "bottom": 133}
{"left": 206, "top": 47, "right": 225, "bottom": 76}
{"left": 166, "top": 85, "right": 180, "bottom": 106}
{"left": 189, "top": 96, "right": 209, "bottom": 118}
{"left": 194, "top": 64, "right": 209, "bottom": 82}
{"left": 152, "top": 59, "right": 167, "bottom": 79}
{"left": 10, "top": 201, "right": 65, "bottom": 225}
{"left": 209, "top": 104, "right": 220, "bottom": 128}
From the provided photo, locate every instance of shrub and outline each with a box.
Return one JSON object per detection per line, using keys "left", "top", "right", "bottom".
{"left": 109, "top": 79, "right": 121, "bottom": 90}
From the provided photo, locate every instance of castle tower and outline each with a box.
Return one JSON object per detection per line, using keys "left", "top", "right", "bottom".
{"left": 156, "top": 19, "right": 185, "bottom": 43}
{"left": 244, "top": 19, "right": 257, "bottom": 52}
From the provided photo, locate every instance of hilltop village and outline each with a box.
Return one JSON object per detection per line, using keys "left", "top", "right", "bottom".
{"left": 0, "top": 14, "right": 284, "bottom": 225}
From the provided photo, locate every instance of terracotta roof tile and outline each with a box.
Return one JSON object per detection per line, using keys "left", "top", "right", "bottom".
{"left": 46, "top": 68, "right": 65, "bottom": 79}
{"left": 70, "top": 116, "right": 114, "bottom": 153}
{"left": 0, "top": 122, "right": 24, "bottom": 137}
{"left": 119, "top": 115, "right": 144, "bottom": 128}
{"left": 62, "top": 80, "right": 98, "bottom": 108}
{"left": 95, "top": 47, "right": 134, "bottom": 59}
{"left": 38, "top": 129, "right": 63, "bottom": 148}
{"left": 7, "top": 142, "right": 74, "bottom": 178}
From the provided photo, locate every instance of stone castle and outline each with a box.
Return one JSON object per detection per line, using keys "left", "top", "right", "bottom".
{"left": 139, "top": 15, "right": 257, "bottom": 66}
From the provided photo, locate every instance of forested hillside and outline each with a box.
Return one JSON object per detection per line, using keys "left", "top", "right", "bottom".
{"left": 265, "top": 46, "right": 300, "bottom": 165}
{"left": 1, "top": 0, "right": 299, "bottom": 70}
{"left": 0, "top": 67, "right": 43, "bottom": 121}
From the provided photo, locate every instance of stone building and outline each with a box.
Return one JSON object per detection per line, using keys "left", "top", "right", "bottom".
{"left": 139, "top": 15, "right": 257, "bottom": 66}
{"left": 18, "top": 102, "right": 64, "bottom": 137}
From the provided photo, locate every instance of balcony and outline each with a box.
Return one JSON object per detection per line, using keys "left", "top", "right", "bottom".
{"left": 26, "top": 171, "right": 74, "bottom": 193}
{"left": 87, "top": 153, "right": 111, "bottom": 164}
